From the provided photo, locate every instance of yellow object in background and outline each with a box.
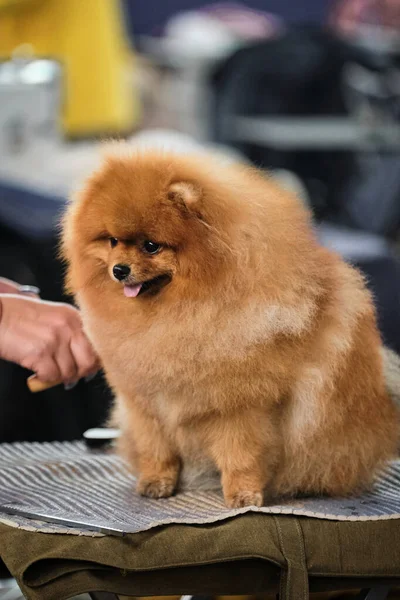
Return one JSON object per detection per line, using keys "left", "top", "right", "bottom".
{"left": 0, "top": 0, "right": 140, "bottom": 137}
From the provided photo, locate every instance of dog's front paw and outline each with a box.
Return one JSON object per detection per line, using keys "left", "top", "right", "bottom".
{"left": 137, "top": 476, "right": 176, "bottom": 499}
{"left": 225, "top": 490, "right": 264, "bottom": 508}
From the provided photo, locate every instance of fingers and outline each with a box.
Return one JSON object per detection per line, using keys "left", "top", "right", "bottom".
{"left": 1, "top": 295, "right": 100, "bottom": 388}
{"left": 24, "top": 314, "right": 78, "bottom": 384}
{"left": 33, "top": 355, "right": 62, "bottom": 384}
{"left": 51, "top": 307, "right": 99, "bottom": 384}
{"left": 70, "top": 331, "right": 100, "bottom": 380}
{"left": 0, "top": 278, "right": 22, "bottom": 294}
{"left": 27, "top": 334, "right": 98, "bottom": 391}
{"left": 0, "top": 278, "right": 40, "bottom": 297}
{"left": 56, "top": 340, "right": 79, "bottom": 385}
{"left": 33, "top": 328, "right": 98, "bottom": 388}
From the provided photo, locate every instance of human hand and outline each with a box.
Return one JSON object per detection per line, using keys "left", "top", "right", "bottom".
{"left": 0, "top": 277, "right": 40, "bottom": 297}
{"left": 0, "top": 295, "right": 99, "bottom": 386}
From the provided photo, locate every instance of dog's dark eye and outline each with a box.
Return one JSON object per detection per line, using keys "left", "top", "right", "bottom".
{"left": 109, "top": 237, "right": 118, "bottom": 248}
{"left": 143, "top": 240, "right": 161, "bottom": 255}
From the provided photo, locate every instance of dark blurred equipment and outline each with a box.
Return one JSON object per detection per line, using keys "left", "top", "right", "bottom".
{"left": 211, "top": 27, "right": 400, "bottom": 233}
{"left": 211, "top": 26, "right": 400, "bottom": 352}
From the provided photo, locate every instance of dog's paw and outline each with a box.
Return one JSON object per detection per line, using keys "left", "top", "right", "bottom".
{"left": 137, "top": 477, "right": 176, "bottom": 499}
{"left": 225, "top": 490, "right": 264, "bottom": 508}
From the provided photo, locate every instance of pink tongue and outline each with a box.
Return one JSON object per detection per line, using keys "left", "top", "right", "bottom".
{"left": 124, "top": 284, "right": 142, "bottom": 298}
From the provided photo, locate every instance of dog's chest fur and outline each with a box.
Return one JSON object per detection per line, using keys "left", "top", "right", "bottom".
{"left": 81, "top": 295, "right": 305, "bottom": 413}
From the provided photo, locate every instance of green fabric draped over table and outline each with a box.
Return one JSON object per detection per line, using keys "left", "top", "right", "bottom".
{"left": 1, "top": 514, "right": 400, "bottom": 600}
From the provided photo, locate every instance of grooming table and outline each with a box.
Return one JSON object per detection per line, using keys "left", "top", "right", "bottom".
{"left": 0, "top": 442, "right": 400, "bottom": 600}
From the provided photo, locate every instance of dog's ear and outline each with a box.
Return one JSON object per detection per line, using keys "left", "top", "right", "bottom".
{"left": 167, "top": 182, "right": 202, "bottom": 208}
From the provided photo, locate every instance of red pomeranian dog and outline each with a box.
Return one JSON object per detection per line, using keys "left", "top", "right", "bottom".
{"left": 62, "top": 148, "right": 398, "bottom": 507}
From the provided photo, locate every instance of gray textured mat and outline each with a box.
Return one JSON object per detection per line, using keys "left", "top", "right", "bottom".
{"left": 0, "top": 441, "right": 399, "bottom": 536}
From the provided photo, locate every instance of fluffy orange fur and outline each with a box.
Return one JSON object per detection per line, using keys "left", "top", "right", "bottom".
{"left": 61, "top": 147, "right": 398, "bottom": 508}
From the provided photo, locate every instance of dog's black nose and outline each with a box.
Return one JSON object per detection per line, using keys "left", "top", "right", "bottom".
{"left": 113, "top": 264, "right": 131, "bottom": 281}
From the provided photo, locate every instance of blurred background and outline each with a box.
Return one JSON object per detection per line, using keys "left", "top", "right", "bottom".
{"left": 1, "top": 0, "right": 400, "bottom": 444}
